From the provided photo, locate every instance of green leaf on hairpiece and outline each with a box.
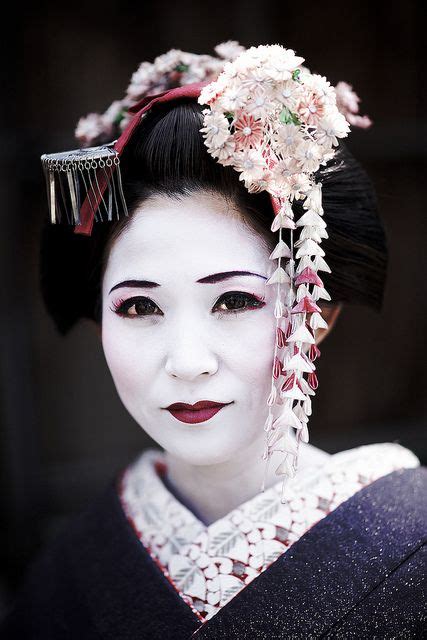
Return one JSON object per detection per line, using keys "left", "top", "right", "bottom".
{"left": 113, "top": 110, "right": 126, "bottom": 126}
{"left": 175, "top": 63, "right": 190, "bottom": 72}
{"left": 292, "top": 69, "right": 301, "bottom": 81}
{"left": 279, "top": 107, "right": 300, "bottom": 126}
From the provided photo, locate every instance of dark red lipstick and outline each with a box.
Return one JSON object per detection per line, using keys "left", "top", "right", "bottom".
{"left": 164, "top": 400, "right": 232, "bottom": 424}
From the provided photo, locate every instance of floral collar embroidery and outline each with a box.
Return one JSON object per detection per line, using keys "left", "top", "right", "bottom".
{"left": 119, "top": 443, "right": 419, "bottom": 622}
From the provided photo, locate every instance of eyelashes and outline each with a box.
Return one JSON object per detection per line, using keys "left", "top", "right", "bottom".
{"left": 110, "top": 291, "right": 266, "bottom": 319}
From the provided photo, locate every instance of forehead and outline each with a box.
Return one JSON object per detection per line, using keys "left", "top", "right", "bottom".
{"left": 104, "top": 192, "right": 271, "bottom": 283}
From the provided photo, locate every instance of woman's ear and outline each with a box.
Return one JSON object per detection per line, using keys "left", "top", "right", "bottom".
{"left": 315, "top": 303, "right": 343, "bottom": 346}
{"left": 91, "top": 321, "right": 102, "bottom": 339}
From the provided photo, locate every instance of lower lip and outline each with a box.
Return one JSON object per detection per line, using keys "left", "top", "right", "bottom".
{"left": 167, "top": 405, "right": 228, "bottom": 424}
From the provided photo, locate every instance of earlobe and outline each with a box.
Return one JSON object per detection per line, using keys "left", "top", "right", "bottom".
{"left": 315, "top": 303, "right": 343, "bottom": 346}
{"left": 91, "top": 321, "right": 102, "bottom": 339}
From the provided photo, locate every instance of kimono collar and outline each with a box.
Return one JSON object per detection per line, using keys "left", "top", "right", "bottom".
{"left": 119, "top": 442, "right": 419, "bottom": 623}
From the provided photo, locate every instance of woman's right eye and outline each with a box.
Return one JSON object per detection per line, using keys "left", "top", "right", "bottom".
{"left": 110, "top": 297, "right": 162, "bottom": 318}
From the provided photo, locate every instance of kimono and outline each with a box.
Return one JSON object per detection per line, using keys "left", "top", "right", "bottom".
{"left": 1, "top": 442, "right": 425, "bottom": 639}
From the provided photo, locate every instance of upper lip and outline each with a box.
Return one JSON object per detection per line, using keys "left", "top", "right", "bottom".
{"left": 165, "top": 400, "right": 232, "bottom": 411}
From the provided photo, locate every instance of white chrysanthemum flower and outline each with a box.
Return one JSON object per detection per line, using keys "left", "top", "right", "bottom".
{"left": 215, "top": 40, "right": 246, "bottom": 61}
{"left": 199, "top": 83, "right": 218, "bottom": 105}
{"left": 274, "top": 80, "right": 303, "bottom": 107}
{"left": 302, "top": 73, "right": 336, "bottom": 105}
{"left": 212, "top": 139, "right": 236, "bottom": 164}
{"left": 181, "top": 66, "right": 209, "bottom": 84}
{"left": 288, "top": 173, "right": 312, "bottom": 200}
{"left": 154, "top": 49, "right": 183, "bottom": 74}
{"left": 201, "top": 58, "right": 228, "bottom": 80}
{"left": 273, "top": 124, "right": 304, "bottom": 156}
{"left": 179, "top": 51, "right": 200, "bottom": 66}
{"left": 217, "top": 82, "right": 248, "bottom": 112}
{"left": 232, "top": 50, "right": 262, "bottom": 73}
{"left": 264, "top": 49, "right": 305, "bottom": 82}
{"left": 129, "top": 61, "right": 154, "bottom": 86}
{"left": 233, "top": 149, "right": 267, "bottom": 184}
{"left": 242, "top": 70, "right": 275, "bottom": 95}
{"left": 247, "top": 172, "right": 273, "bottom": 193}
{"left": 221, "top": 60, "right": 241, "bottom": 82}
{"left": 315, "top": 112, "right": 350, "bottom": 147}
{"left": 272, "top": 157, "right": 299, "bottom": 185}
{"left": 200, "top": 111, "right": 230, "bottom": 149}
{"left": 246, "top": 89, "right": 276, "bottom": 120}
{"left": 294, "top": 140, "right": 323, "bottom": 173}
{"left": 127, "top": 62, "right": 154, "bottom": 99}
{"left": 75, "top": 113, "right": 110, "bottom": 146}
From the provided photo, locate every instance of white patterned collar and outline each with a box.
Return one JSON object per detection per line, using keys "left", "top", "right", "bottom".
{"left": 119, "top": 442, "right": 419, "bottom": 622}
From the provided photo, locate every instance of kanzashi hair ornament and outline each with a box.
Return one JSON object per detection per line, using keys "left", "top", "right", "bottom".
{"left": 197, "top": 45, "right": 353, "bottom": 501}
{"left": 40, "top": 42, "right": 372, "bottom": 501}
{"left": 40, "top": 144, "right": 128, "bottom": 225}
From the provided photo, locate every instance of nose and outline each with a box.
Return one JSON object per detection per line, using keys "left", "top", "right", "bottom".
{"left": 164, "top": 319, "right": 219, "bottom": 381}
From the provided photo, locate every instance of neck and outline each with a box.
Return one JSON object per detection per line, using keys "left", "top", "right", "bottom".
{"left": 164, "top": 435, "right": 330, "bottom": 525}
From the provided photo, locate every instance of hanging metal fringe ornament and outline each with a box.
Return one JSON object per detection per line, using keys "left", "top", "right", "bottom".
{"left": 41, "top": 144, "right": 128, "bottom": 225}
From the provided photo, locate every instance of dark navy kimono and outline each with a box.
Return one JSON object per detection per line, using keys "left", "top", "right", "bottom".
{"left": 1, "top": 467, "right": 426, "bottom": 639}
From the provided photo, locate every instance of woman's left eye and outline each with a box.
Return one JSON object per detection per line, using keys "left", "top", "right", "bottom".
{"left": 213, "top": 292, "right": 265, "bottom": 316}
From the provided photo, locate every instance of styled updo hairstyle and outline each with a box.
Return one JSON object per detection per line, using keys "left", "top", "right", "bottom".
{"left": 40, "top": 100, "right": 387, "bottom": 335}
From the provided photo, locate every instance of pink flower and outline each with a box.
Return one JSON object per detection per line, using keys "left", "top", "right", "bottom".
{"left": 297, "top": 92, "right": 325, "bottom": 126}
{"left": 233, "top": 114, "right": 264, "bottom": 150}
{"left": 75, "top": 113, "right": 111, "bottom": 147}
{"left": 335, "top": 81, "right": 373, "bottom": 129}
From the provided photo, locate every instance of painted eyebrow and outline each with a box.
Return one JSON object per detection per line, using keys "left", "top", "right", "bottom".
{"left": 108, "top": 271, "right": 267, "bottom": 294}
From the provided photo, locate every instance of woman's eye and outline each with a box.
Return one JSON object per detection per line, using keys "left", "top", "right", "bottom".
{"left": 214, "top": 292, "right": 265, "bottom": 316}
{"left": 110, "top": 292, "right": 265, "bottom": 319}
{"left": 111, "top": 297, "right": 161, "bottom": 317}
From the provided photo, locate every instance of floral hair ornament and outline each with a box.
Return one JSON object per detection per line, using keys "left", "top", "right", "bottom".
{"left": 198, "top": 44, "right": 358, "bottom": 501}
{"left": 40, "top": 42, "right": 245, "bottom": 233}
{"left": 40, "top": 43, "right": 372, "bottom": 501}
{"left": 40, "top": 41, "right": 370, "bottom": 237}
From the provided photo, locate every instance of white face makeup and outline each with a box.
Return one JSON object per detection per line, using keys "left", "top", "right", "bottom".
{"left": 101, "top": 191, "right": 278, "bottom": 466}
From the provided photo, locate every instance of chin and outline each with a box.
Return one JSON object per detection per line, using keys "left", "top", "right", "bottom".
{"left": 164, "top": 432, "right": 257, "bottom": 467}
{"left": 160, "top": 436, "right": 238, "bottom": 466}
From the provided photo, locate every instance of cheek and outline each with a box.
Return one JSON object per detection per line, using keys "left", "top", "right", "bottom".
{"left": 225, "top": 311, "right": 276, "bottom": 387}
{"left": 101, "top": 318, "right": 153, "bottom": 402}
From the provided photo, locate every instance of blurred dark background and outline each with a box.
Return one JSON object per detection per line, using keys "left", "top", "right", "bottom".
{"left": 0, "top": 0, "right": 425, "bottom": 616}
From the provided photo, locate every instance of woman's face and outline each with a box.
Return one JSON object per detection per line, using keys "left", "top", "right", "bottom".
{"left": 101, "top": 191, "right": 278, "bottom": 465}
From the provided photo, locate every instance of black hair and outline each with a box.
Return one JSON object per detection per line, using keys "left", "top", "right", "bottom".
{"left": 40, "top": 100, "right": 387, "bottom": 335}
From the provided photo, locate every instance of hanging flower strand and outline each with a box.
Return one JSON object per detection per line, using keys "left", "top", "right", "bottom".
{"left": 198, "top": 44, "right": 351, "bottom": 502}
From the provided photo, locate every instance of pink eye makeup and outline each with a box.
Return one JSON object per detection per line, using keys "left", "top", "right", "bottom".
{"left": 110, "top": 296, "right": 161, "bottom": 317}
{"left": 110, "top": 291, "right": 266, "bottom": 319}
{"left": 214, "top": 291, "right": 266, "bottom": 318}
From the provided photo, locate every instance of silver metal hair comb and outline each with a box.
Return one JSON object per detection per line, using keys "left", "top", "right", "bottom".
{"left": 40, "top": 142, "right": 128, "bottom": 225}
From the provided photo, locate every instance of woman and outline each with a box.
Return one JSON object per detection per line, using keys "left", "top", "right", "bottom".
{"left": 1, "top": 44, "right": 425, "bottom": 639}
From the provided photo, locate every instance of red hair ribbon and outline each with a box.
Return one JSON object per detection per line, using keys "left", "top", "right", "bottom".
{"left": 74, "top": 81, "right": 209, "bottom": 236}
{"left": 74, "top": 80, "right": 281, "bottom": 236}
